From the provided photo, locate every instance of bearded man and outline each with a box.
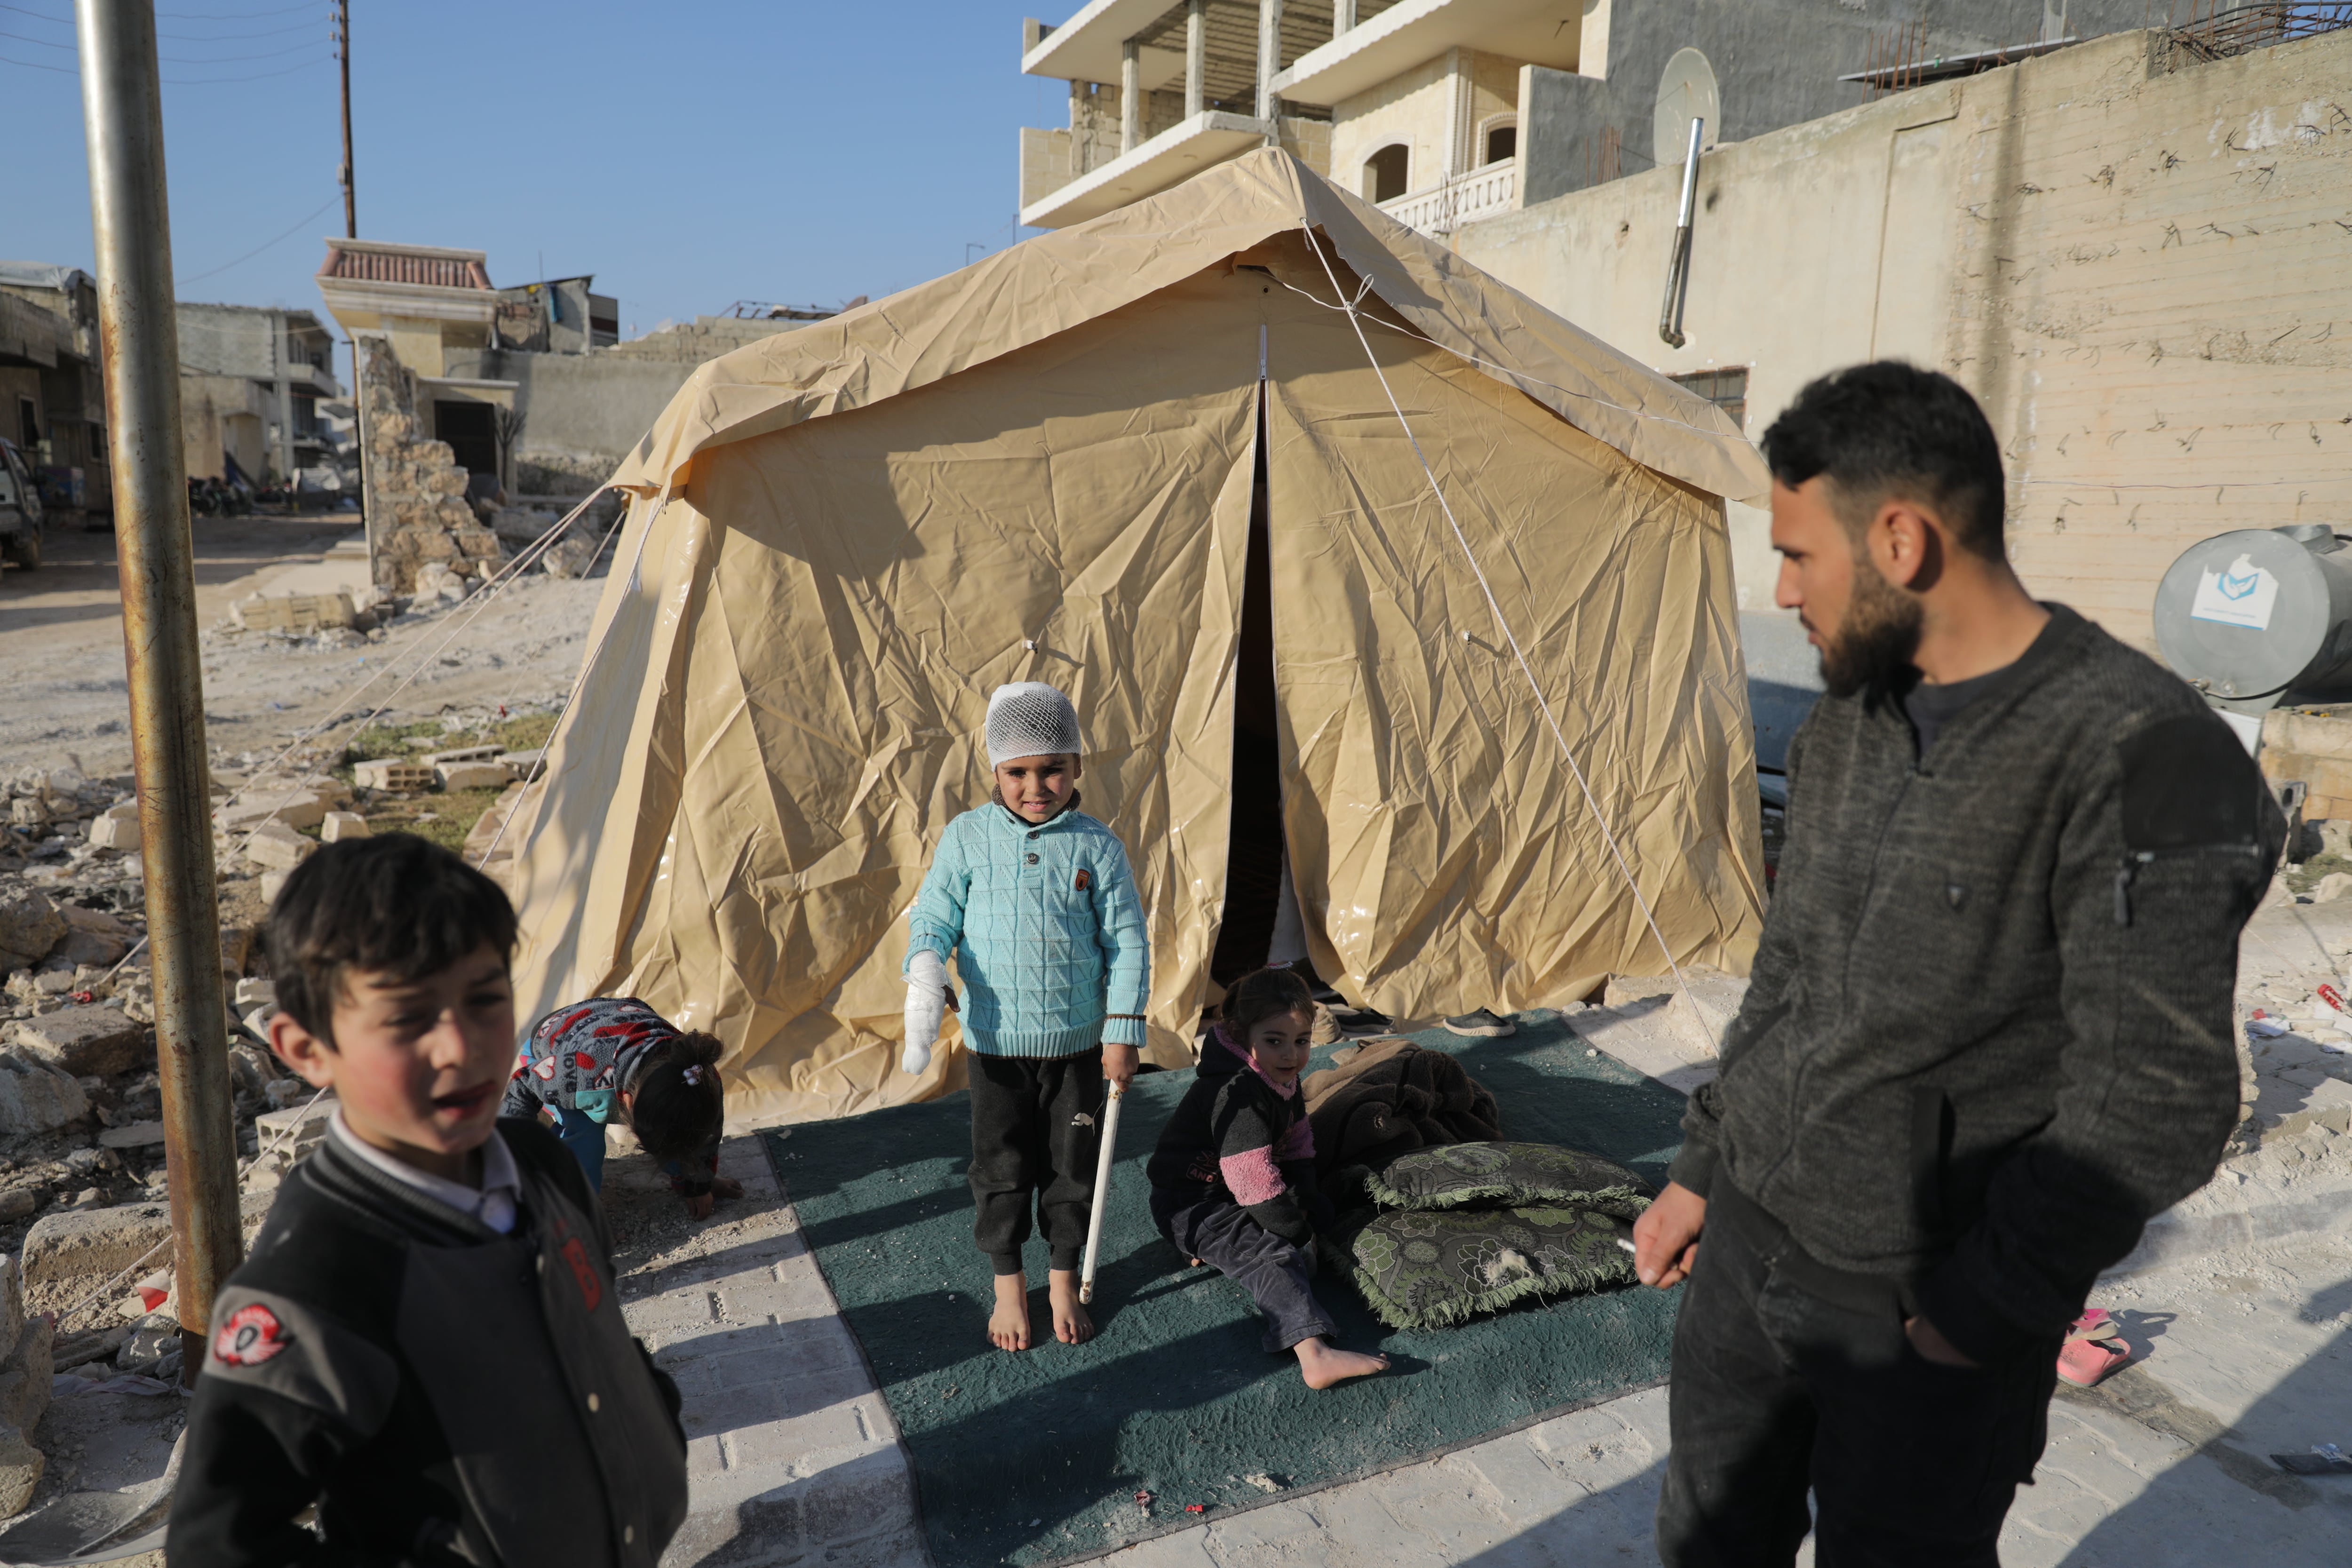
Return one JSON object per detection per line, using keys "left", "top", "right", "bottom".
{"left": 1634, "top": 362, "right": 2282, "bottom": 1567}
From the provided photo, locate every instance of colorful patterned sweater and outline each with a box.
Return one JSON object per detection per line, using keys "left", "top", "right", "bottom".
{"left": 1146, "top": 1024, "right": 1320, "bottom": 1245}
{"left": 905, "top": 796, "right": 1151, "bottom": 1058}
{"left": 503, "top": 996, "right": 719, "bottom": 1193}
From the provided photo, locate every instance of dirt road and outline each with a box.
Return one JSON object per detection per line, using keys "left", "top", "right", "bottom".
{"left": 0, "top": 517, "right": 604, "bottom": 777}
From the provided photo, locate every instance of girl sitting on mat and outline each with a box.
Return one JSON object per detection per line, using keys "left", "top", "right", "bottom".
{"left": 1147, "top": 966, "right": 1389, "bottom": 1389}
{"left": 505, "top": 996, "right": 740, "bottom": 1218}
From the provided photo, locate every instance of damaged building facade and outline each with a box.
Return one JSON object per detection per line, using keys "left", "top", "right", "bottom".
{"left": 176, "top": 302, "right": 345, "bottom": 494}
{"left": 0, "top": 263, "right": 109, "bottom": 517}
{"left": 314, "top": 238, "right": 834, "bottom": 585}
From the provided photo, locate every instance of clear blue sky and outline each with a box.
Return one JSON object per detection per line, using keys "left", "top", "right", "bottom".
{"left": 5, "top": 0, "right": 1069, "bottom": 344}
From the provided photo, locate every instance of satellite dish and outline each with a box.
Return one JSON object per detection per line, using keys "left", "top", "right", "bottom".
{"left": 1653, "top": 48, "right": 1722, "bottom": 168}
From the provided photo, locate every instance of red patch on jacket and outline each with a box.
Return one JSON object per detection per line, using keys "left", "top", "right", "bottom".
{"left": 1074, "top": 869, "right": 1091, "bottom": 892}
{"left": 213, "top": 1303, "right": 289, "bottom": 1368}
{"left": 560, "top": 1236, "right": 603, "bottom": 1312}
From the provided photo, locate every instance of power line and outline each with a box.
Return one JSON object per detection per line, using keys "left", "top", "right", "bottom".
{"left": 177, "top": 192, "right": 339, "bottom": 285}
{"left": 0, "top": 48, "right": 72, "bottom": 72}
{"left": 159, "top": 0, "right": 322, "bottom": 17}
{"left": 157, "top": 34, "right": 326, "bottom": 62}
{"left": 161, "top": 50, "right": 330, "bottom": 82}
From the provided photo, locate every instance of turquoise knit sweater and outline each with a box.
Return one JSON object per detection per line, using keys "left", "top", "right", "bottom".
{"left": 906, "top": 798, "right": 1151, "bottom": 1058}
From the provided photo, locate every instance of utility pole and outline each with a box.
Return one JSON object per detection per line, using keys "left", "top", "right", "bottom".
{"left": 334, "top": 0, "right": 355, "bottom": 238}
{"left": 73, "top": 0, "right": 243, "bottom": 1384}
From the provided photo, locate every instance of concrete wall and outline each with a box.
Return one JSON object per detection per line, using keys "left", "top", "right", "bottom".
{"left": 446, "top": 346, "right": 706, "bottom": 497}
{"left": 1520, "top": 0, "right": 2155, "bottom": 207}
{"left": 1330, "top": 47, "right": 1519, "bottom": 200}
{"left": 1454, "top": 26, "right": 2352, "bottom": 653}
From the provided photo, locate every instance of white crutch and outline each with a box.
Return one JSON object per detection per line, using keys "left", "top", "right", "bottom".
{"left": 1078, "top": 1081, "right": 1127, "bottom": 1305}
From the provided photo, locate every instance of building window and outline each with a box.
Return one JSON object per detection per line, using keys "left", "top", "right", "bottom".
{"left": 1364, "top": 143, "right": 1409, "bottom": 203}
{"left": 16, "top": 398, "right": 38, "bottom": 450}
{"left": 1670, "top": 367, "right": 1748, "bottom": 430}
{"left": 1483, "top": 119, "right": 1518, "bottom": 165}
{"left": 293, "top": 395, "right": 319, "bottom": 441}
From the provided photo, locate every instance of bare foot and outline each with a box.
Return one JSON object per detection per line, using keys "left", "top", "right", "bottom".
{"left": 1048, "top": 1269, "right": 1095, "bottom": 1345}
{"left": 712, "top": 1176, "right": 744, "bottom": 1202}
{"left": 1295, "top": 1337, "right": 1389, "bottom": 1390}
{"left": 989, "top": 1274, "right": 1033, "bottom": 1352}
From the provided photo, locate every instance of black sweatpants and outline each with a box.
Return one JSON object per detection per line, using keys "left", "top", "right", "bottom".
{"left": 1151, "top": 1183, "right": 1333, "bottom": 1353}
{"left": 1655, "top": 1183, "right": 2060, "bottom": 1568}
{"left": 968, "top": 1049, "right": 1104, "bottom": 1275}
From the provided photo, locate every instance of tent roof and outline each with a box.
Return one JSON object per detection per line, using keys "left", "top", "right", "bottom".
{"left": 610, "top": 149, "right": 1769, "bottom": 505}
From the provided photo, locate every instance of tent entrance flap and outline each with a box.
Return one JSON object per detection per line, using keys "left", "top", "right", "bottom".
{"left": 1209, "top": 387, "right": 1292, "bottom": 991}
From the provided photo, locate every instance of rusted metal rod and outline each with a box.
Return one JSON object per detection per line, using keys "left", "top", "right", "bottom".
{"left": 75, "top": 0, "right": 243, "bottom": 1385}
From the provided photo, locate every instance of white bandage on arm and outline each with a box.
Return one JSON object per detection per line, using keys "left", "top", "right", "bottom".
{"left": 903, "top": 948, "right": 947, "bottom": 1075}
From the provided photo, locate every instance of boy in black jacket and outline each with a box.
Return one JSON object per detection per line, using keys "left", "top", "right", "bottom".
{"left": 1147, "top": 967, "right": 1387, "bottom": 1389}
{"left": 168, "top": 835, "right": 688, "bottom": 1568}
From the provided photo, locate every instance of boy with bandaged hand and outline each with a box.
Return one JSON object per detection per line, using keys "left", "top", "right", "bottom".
{"left": 902, "top": 683, "right": 1150, "bottom": 1351}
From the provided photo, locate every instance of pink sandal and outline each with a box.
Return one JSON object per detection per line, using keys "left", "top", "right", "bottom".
{"left": 2057, "top": 1309, "right": 2130, "bottom": 1387}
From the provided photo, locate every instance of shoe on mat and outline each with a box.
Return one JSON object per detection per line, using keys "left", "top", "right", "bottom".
{"left": 1443, "top": 1008, "right": 1516, "bottom": 1038}
{"left": 2056, "top": 1335, "right": 2130, "bottom": 1387}
{"left": 1330, "top": 1005, "right": 1392, "bottom": 1035}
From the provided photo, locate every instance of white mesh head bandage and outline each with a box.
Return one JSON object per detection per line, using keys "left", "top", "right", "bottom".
{"left": 985, "top": 682, "right": 1081, "bottom": 767}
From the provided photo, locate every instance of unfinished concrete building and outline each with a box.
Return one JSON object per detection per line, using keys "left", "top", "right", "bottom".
{"left": 1017, "top": 0, "right": 2160, "bottom": 239}
{"left": 176, "top": 302, "right": 343, "bottom": 492}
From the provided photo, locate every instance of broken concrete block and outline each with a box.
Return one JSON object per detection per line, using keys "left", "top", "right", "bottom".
{"left": 0, "top": 892, "right": 64, "bottom": 972}
{"left": 58, "top": 904, "right": 130, "bottom": 943}
{"left": 319, "top": 811, "right": 369, "bottom": 843}
{"left": 216, "top": 789, "right": 331, "bottom": 833}
{"left": 541, "top": 538, "right": 596, "bottom": 578}
{"left": 437, "top": 761, "right": 511, "bottom": 792}
{"left": 50, "top": 925, "right": 128, "bottom": 968}
{"left": 6, "top": 799, "right": 47, "bottom": 830}
{"left": 114, "top": 1313, "right": 179, "bottom": 1378}
{"left": 85, "top": 812, "right": 138, "bottom": 852}
{"left": 260, "top": 869, "right": 290, "bottom": 903}
{"left": 22, "top": 1201, "right": 171, "bottom": 1287}
{"left": 244, "top": 821, "right": 317, "bottom": 871}
{"left": 0, "top": 1313, "right": 51, "bottom": 1437}
{"left": 233, "top": 977, "right": 276, "bottom": 1009}
{"left": 352, "top": 759, "right": 437, "bottom": 792}
{"left": 421, "top": 745, "right": 501, "bottom": 767}
{"left": 255, "top": 1093, "right": 335, "bottom": 1157}
{"left": 0, "top": 1424, "right": 42, "bottom": 1517}
{"left": 16, "top": 1005, "right": 148, "bottom": 1077}
{"left": 2317, "top": 872, "right": 2352, "bottom": 904}
{"left": 231, "top": 591, "right": 356, "bottom": 634}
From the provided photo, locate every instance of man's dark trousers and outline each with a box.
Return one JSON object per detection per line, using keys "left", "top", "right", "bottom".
{"left": 1656, "top": 1184, "right": 2060, "bottom": 1568}
{"left": 968, "top": 1049, "right": 1103, "bottom": 1274}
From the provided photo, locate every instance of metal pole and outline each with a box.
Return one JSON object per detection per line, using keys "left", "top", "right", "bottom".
{"left": 336, "top": 0, "right": 355, "bottom": 239}
{"left": 75, "top": 0, "right": 243, "bottom": 1386}
{"left": 1657, "top": 115, "right": 1703, "bottom": 349}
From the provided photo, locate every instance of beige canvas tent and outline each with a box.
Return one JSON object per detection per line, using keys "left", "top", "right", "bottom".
{"left": 503, "top": 148, "right": 1772, "bottom": 1125}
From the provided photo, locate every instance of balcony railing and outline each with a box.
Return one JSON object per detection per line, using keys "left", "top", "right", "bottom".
{"left": 1377, "top": 158, "right": 1517, "bottom": 237}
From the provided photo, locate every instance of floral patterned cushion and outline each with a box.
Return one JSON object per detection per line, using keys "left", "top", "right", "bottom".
{"left": 1323, "top": 1204, "right": 1639, "bottom": 1330}
{"left": 1363, "top": 1141, "right": 1655, "bottom": 1219}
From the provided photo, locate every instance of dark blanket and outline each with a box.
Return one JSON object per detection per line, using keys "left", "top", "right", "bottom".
{"left": 1303, "top": 1041, "right": 1501, "bottom": 1175}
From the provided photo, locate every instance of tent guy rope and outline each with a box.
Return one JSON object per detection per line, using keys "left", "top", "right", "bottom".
{"left": 1294, "top": 220, "right": 1723, "bottom": 1054}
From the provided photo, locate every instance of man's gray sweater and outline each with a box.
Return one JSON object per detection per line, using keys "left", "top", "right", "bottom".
{"left": 1671, "top": 604, "right": 2284, "bottom": 1361}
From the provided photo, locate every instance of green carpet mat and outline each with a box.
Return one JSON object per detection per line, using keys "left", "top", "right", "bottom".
{"left": 764, "top": 1010, "right": 1689, "bottom": 1567}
